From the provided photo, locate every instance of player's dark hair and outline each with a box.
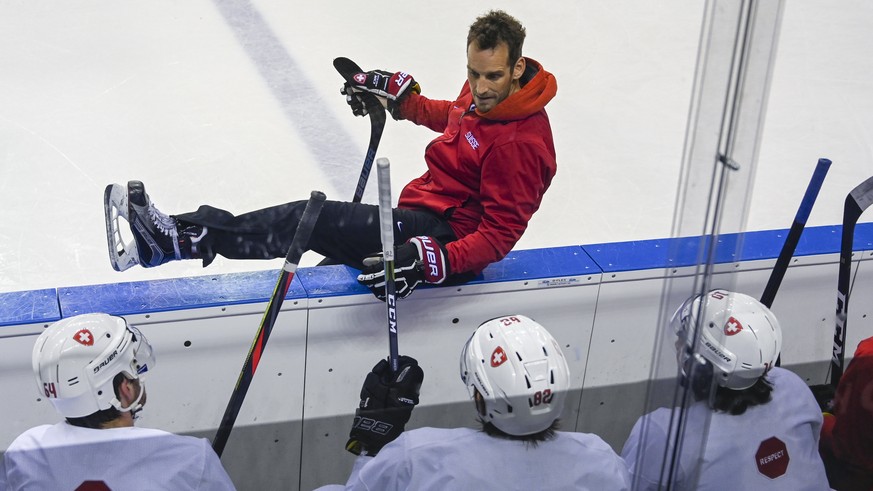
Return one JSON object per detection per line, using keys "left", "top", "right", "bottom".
{"left": 687, "top": 361, "right": 774, "bottom": 415}
{"left": 681, "top": 348, "right": 774, "bottom": 415}
{"left": 479, "top": 418, "right": 559, "bottom": 448}
{"left": 467, "top": 10, "right": 526, "bottom": 66}
{"left": 710, "top": 377, "right": 773, "bottom": 415}
{"left": 65, "top": 373, "right": 126, "bottom": 429}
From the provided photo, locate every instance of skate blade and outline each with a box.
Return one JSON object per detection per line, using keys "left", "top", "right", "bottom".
{"left": 104, "top": 183, "right": 139, "bottom": 272}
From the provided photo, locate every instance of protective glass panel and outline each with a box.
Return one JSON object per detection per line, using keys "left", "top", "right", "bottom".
{"left": 629, "top": 1, "right": 786, "bottom": 489}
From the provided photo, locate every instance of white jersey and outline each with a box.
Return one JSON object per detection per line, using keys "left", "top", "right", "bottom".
{"left": 320, "top": 426, "right": 630, "bottom": 491}
{"left": 1, "top": 422, "right": 235, "bottom": 490}
{"left": 620, "top": 367, "right": 829, "bottom": 491}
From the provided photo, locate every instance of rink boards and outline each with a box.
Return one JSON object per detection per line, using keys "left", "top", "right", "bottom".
{"left": 2, "top": 223, "right": 872, "bottom": 490}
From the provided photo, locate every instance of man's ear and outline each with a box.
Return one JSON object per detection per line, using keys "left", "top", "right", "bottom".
{"left": 512, "top": 57, "right": 526, "bottom": 81}
{"left": 118, "top": 377, "right": 138, "bottom": 404}
{"left": 473, "top": 388, "right": 487, "bottom": 416}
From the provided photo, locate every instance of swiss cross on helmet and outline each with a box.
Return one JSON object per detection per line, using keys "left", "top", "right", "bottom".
{"left": 32, "top": 313, "right": 156, "bottom": 418}
{"left": 491, "top": 346, "right": 508, "bottom": 367}
{"left": 74, "top": 329, "right": 94, "bottom": 346}
{"left": 724, "top": 317, "right": 743, "bottom": 336}
{"left": 459, "top": 315, "right": 570, "bottom": 436}
{"left": 672, "top": 289, "right": 782, "bottom": 390}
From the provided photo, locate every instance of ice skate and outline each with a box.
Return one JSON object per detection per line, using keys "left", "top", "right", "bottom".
{"left": 103, "top": 181, "right": 206, "bottom": 271}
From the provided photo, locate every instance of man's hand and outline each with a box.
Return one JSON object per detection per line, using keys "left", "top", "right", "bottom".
{"left": 346, "top": 356, "right": 424, "bottom": 456}
{"left": 357, "top": 236, "right": 449, "bottom": 301}
{"left": 341, "top": 84, "right": 383, "bottom": 117}
{"left": 341, "top": 69, "right": 420, "bottom": 119}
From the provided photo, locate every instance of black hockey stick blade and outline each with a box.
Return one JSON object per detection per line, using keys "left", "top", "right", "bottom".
{"left": 333, "top": 57, "right": 368, "bottom": 87}
{"left": 761, "top": 158, "right": 831, "bottom": 308}
{"left": 212, "top": 190, "right": 326, "bottom": 457}
{"left": 334, "top": 56, "right": 387, "bottom": 122}
{"left": 831, "top": 175, "right": 873, "bottom": 387}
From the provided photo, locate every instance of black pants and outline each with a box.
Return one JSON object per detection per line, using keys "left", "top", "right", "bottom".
{"left": 176, "top": 200, "right": 458, "bottom": 272}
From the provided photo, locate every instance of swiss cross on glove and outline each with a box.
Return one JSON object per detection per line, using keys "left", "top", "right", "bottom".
{"left": 348, "top": 69, "right": 419, "bottom": 101}
{"left": 357, "top": 236, "right": 450, "bottom": 301}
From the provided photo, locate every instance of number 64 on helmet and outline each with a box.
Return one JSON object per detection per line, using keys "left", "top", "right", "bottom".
{"left": 32, "top": 313, "right": 155, "bottom": 418}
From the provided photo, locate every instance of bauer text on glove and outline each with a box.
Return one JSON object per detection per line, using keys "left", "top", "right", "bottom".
{"left": 357, "top": 236, "right": 449, "bottom": 301}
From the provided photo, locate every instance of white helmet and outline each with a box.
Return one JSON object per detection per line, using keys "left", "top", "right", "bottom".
{"left": 459, "top": 315, "right": 570, "bottom": 436}
{"left": 32, "top": 313, "right": 155, "bottom": 418}
{"left": 672, "top": 289, "right": 782, "bottom": 390}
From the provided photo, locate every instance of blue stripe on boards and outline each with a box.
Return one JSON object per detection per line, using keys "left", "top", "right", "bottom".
{"left": 2, "top": 224, "right": 872, "bottom": 324}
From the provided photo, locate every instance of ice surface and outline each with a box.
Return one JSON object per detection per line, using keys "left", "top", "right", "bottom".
{"left": 1, "top": 1, "right": 871, "bottom": 293}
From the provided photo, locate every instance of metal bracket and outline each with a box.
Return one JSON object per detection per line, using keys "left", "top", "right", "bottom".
{"left": 718, "top": 153, "right": 741, "bottom": 171}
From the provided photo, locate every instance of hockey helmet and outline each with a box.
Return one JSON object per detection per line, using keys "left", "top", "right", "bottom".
{"left": 459, "top": 315, "right": 570, "bottom": 435}
{"left": 672, "top": 289, "right": 782, "bottom": 390}
{"left": 32, "top": 313, "right": 155, "bottom": 418}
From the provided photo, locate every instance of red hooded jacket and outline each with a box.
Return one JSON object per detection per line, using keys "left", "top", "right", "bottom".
{"left": 395, "top": 58, "right": 557, "bottom": 275}
{"left": 822, "top": 337, "right": 873, "bottom": 476}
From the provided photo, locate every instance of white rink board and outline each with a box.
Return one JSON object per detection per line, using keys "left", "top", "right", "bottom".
{"left": 2, "top": 228, "right": 873, "bottom": 489}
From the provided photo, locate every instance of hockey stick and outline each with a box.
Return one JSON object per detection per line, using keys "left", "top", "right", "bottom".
{"left": 212, "top": 190, "right": 326, "bottom": 457}
{"left": 318, "top": 57, "right": 387, "bottom": 266}
{"left": 376, "top": 158, "right": 400, "bottom": 373}
{"left": 830, "top": 175, "right": 873, "bottom": 388}
{"left": 334, "top": 57, "right": 388, "bottom": 204}
{"left": 759, "top": 159, "right": 830, "bottom": 367}
{"left": 760, "top": 158, "right": 831, "bottom": 309}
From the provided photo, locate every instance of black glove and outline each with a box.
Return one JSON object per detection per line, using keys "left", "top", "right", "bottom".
{"left": 357, "top": 236, "right": 450, "bottom": 301}
{"left": 809, "top": 383, "right": 836, "bottom": 412}
{"left": 341, "top": 84, "right": 383, "bottom": 117}
{"left": 342, "top": 69, "right": 420, "bottom": 119}
{"left": 346, "top": 356, "right": 424, "bottom": 456}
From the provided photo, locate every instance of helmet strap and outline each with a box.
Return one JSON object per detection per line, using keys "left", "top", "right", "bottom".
{"left": 111, "top": 378, "right": 145, "bottom": 418}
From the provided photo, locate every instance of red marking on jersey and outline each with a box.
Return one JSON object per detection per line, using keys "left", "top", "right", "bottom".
{"left": 74, "top": 329, "right": 94, "bottom": 346}
{"left": 354, "top": 73, "right": 367, "bottom": 84}
{"left": 491, "top": 346, "right": 507, "bottom": 367}
{"left": 724, "top": 316, "right": 743, "bottom": 336}
{"left": 76, "top": 481, "right": 111, "bottom": 491}
{"left": 755, "top": 436, "right": 790, "bottom": 479}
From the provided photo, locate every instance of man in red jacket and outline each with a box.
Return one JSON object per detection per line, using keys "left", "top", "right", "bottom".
{"left": 819, "top": 337, "right": 873, "bottom": 490}
{"left": 105, "top": 10, "right": 557, "bottom": 300}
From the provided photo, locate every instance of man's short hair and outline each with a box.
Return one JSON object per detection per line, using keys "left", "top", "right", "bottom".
{"left": 467, "top": 10, "right": 526, "bottom": 66}
{"left": 65, "top": 373, "right": 127, "bottom": 429}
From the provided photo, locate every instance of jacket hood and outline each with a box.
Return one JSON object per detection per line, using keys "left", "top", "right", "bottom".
{"left": 476, "top": 57, "right": 556, "bottom": 121}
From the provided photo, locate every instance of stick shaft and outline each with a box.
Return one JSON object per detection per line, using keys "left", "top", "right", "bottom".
{"left": 353, "top": 97, "right": 386, "bottom": 203}
{"left": 212, "top": 190, "right": 326, "bottom": 456}
{"left": 760, "top": 158, "right": 831, "bottom": 308}
{"left": 831, "top": 175, "right": 873, "bottom": 386}
{"left": 377, "top": 158, "right": 399, "bottom": 373}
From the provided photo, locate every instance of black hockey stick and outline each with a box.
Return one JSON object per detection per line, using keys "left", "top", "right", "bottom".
{"left": 318, "top": 57, "right": 387, "bottom": 266}
{"left": 376, "top": 158, "right": 400, "bottom": 373}
{"left": 830, "top": 175, "right": 873, "bottom": 388}
{"left": 760, "top": 158, "right": 830, "bottom": 367}
{"left": 333, "top": 57, "right": 387, "bottom": 204}
{"left": 212, "top": 190, "right": 326, "bottom": 457}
